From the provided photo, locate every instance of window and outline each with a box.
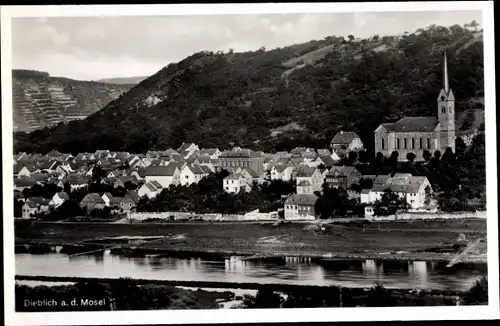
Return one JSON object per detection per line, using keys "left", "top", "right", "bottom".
{"left": 411, "top": 138, "right": 415, "bottom": 149}
{"left": 419, "top": 138, "right": 423, "bottom": 149}
{"left": 185, "top": 175, "right": 188, "bottom": 179}
{"left": 397, "top": 138, "right": 400, "bottom": 149}
{"left": 381, "top": 138, "right": 385, "bottom": 149}
{"left": 427, "top": 138, "right": 431, "bottom": 149}
{"left": 404, "top": 138, "right": 407, "bottom": 149}
{"left": 449, "top": 107, "right": 453, "bottom": 113}
{"left": 441, "top": 106, "right": 446, "bottom": 113}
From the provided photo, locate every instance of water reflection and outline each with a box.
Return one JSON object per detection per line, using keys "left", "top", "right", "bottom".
{"left": 15, "top": 253, "right": 486, "bottom": 291}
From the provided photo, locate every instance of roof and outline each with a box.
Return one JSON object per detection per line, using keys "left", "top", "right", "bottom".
{"left": 150, "top": 180, "right": 163, "bottom": 189}
{"left": 331, "top": 131, "right": 360, "bottom": 144}
{"left": 219, "top": 149, "right": 261, "bottom": 158}
{"left": 124, "top": 190, "right": 140, "bottom": 203}
{"left": 317, "top": 149, "right": 331, "bottom": 156}
{"left": 139, "top": 163, "right": 179, "bottom": 177}
{"left": 327, "top": 166, "right": 359, "bottom": 177}
{"left": 225, "top": 173, "right": 243, "bottom": 180}
{"left": 81, "top": 193, "right": 106, "bottom": 204}
{"left": 294, "top": 165, "right": 317, "bottom": 177}
{"left": 144, "top": 182, "right": 159, "bottom": 192}
{"left": 177, "top": 143, "right": 196, "bottom": 152}
{"left": 241, "top": 166, "right": 260, "bottom": 178}
{"left": 379, "top": 117, "right": 439, "bottom": 133}
{"left": 24, "top": 201, "right": 39, "bottom": 208}
{"left": 318, "top": 155, "right": 336, "bottom": 167}
{"left": 273, "top": 165, "right": 288, "bottom": 173}
{"left": 199, "top": 165, "right": 212, "bottom": 174}
{"left": 109, "top": 197, "right": 123, "bottom": 206}
{"left": 285, "top": 194, "right": 319, "bottom": 206}
{"left": 27, "top": 197, "right": 51, "bottom": 205}
{"left": 55, "top": 192, "right": 70, "bottom": 200}
{"left": 64, "top": 174, "right": 90, "bottom": 185}
{"left": 185, "top": 164, "right": 205, "bottom": 175}
{"left": 297, "top": 180, "right": 312, "bottom": 186}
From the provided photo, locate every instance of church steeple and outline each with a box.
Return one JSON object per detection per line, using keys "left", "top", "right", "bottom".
{"left": 443, "top": 49, "right": 449, "bottom": 94}
{"left": 437, "top": 49, "right": 455, "bottom": 153}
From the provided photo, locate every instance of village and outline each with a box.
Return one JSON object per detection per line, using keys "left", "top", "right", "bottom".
{"left": 14, "top": 129, "right": 441, "bottom": 222}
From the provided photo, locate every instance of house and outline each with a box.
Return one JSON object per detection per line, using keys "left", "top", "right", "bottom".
{"left": 138, "top": 163, "right": 181, "bottom": 188}
{"left": 14, "top": 191, "right": 26, "bottom": 202}
{"left": 236, "top": 166, "right": 263, "bottom": 185}
{"left": 180, "top": 164, "right": 209, "bottom": 186}
{"left": 294, "top": 165, "right": 324, "bottom": 194}
{"left": 330, "top": 131, "right": 364, "bottom": 156}
{"left": 114, "top": 175, "right": 140, "bottom": 189}
{"left": 325, "top": 166, "right": 362, "bottom": 190}
{"left": 23, "top": 197, "right": 52, "bottom": 219}
{"left": 109, "top": 197, "right": 124, "bottom": 212}
{"left": 102, "top": 192, "right": 114, "bottom": 206}
{"left": 50, "top": 192, "right": 69, "bottom": 208}
{"left": 198, "top": 148, "right": 221, "bottom": 159}
{"left": 22, "top": 201, "right": 39, "bottom": 219}
{"left": 107, "top": 170, "right": 124, "bottom": 178}
{"left": 360, "top": 174, "right": 432, "bottom": 209}
{"left": 138, "top": 181, "right": 163, "bottom": 199}
{"left": 127, "top": 155, "right": 148, "bottom": 169}
{"left": 80, "top": 193, "right": 106, "bottom": 211}
{"left": 270, "top": 165, "right": 294, "bottom": 181}
{"left": 177, "top": 143, "right": 200, "bottom": 158}
{"left": 223, "top": 173, "right": 251, "bottom": 193}
{"left": 14, "top": 165, "right": 33, "bottom": 178}
{"left": 63, "top": 174, "right": 90, "bottom": 190}
{"left": 120, "top": 190, "right": 140, "bottom": 212}
{"left": 374, "top": 52, "right": 455, "bottom": 161}
{"left": 284, "top": 194, "right": 319, "bottom": 220}
{"left": 95, "top": 150, "right": 112, "bottom": 159}
{"left": 316, "top": 154, "right": 338, "bottom": 168}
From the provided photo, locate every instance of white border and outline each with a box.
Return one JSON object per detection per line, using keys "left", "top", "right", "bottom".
{"left": 2, "top": 2, "right": 498, "bottom": 325}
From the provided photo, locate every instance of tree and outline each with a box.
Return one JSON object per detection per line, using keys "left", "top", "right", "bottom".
{"left": 372, "top": 34, "right": 380, "bottom": 41}
{"left": 63, "top": 182, "right": 71, "bottom": 196}
{"left": 359, "top": 178, "right": 374, "bottom": 190}
{"left": 388, "top": 151, "right": 399, "bottom": 167}
{"left": 406, "top": 152, "right": 416, "bottom": 163}
{"left": 463, "top": 276, "right": 488, "bottom": 305}
{"left": 348, "top": 35, "right": 355, "bottom": 41}
{"left": 441, "top": 147, "right": 456, "bottom": 163}
{"left": 243, "top": 289, "right": 283, "bottom": 308}
{"left": 424, "top": 186, "right": 432, "bottom": 206}
{"left": 469, "top": 20, "right": 479, "bottom": 31}
{"left": 433, "top": 150, "right": 441, "bottom": 160}
{"left": 348, "top": 151, "right": 358, "bottom": 163}
{"left": 374, "top": 189, "right": 409, "bottom": 215}
{"left": 366, "top": 283, "right": 393, "bottom": 307}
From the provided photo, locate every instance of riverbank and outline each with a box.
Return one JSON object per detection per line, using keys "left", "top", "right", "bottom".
{"left": 16, "top": 275, "right": 481, "bottom": 310}
{"left": 14, "top": 219, "right": 487, "bottom": 263}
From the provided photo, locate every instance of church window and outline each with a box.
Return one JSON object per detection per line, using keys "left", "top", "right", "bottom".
{"left": 404, "top": 138, "right": 407, "bottom": 149}
{"left": 449, "top": 107, "right": 453, "bottom": 113}
{"left": 419, "top": 138, "right": 423, "bottom": 149}
{"left": 411, "top": 138, "right": 415, "bottom": 149}
{"left": 397, "top": 138, "right": 400, "bottom": 149}
{"left": 381, "top": 138, "right": 385, "bottom": 149}
{"left": 441, "top": 106, "right": 446, "bottom": 113}
{"left": 427, "top": 138, "right": 431, "bottom": 149}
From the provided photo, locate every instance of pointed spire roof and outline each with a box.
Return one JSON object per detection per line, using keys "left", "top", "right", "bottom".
{"left": 444, "top": 49, "right": 449, "bottom": 94}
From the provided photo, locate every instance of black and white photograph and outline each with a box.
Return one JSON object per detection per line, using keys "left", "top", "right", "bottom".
{"left": 2, "top": 2, "right": 498, "bottom": 325}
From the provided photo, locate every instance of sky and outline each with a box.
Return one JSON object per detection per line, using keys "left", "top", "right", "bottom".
{"left": 11, "top": 10, "right": 482, "bottom": 81}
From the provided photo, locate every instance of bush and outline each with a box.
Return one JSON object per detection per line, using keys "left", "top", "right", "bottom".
{"left": 366, "top": 283, "right": 394, "bottom": 307}
{"left": 463, "top": 276, "right": 488, "bottom": 305}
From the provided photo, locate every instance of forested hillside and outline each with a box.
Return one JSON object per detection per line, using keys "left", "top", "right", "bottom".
{"left": 12, "top": 70, "right": 133, "bottom": 133}
{"left": 13, "top": 24, "right": 484, "bottom": 154}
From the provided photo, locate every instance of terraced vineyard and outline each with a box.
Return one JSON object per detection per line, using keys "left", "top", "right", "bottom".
{"left": 12, "top": 70, "right": 133, "bottom": 133}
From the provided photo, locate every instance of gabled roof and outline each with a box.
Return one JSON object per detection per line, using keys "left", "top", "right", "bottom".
{"left": 81, "top": 193, "right": 105, "bottom": 204}
{"left": 14, "top": 177, "right": 38, "bottom": 187}
{"left": 294, "top": 165, "right": 317, "bottom": 177}
{"left": 241, "top": 166, "right": 260, "bottom": 178}
{"left": 55, "top": 192, "right": 70, "bottom": 200}
{"left": 28, "top": 196, "right": 52, "bottom": 205}
{"left": 285, "top": 194, "right": 319, "bottom": 206}
{"left": 124, "top": 190, "right": 140, "bottom": 203}
{"left": 139, "top": 163, "right": 180, "bottom": 177}
{"left": 150, "top": 180, "right": 163, "bottom": 189}
{"left": 297, "top": 180, "right": 312, "bottom": 186}
{"left": 318, "top": 155, "right": 336, "bottom": 167}
{"left": 380, "top": 117, "right": 439, "bottom": 133}
{"left": 219, "top": 148, "right": 261, "bottom": 158}
{"left": 327, "top": 166, "right": 359, "bottom": 177}
{"left": 331, "top": 131, "right": 361, "bottom": 144}
{"left": 199, "top": 165, "right": 212, "bottom": 174}
{"left": 109, "top": 197, "right": 123, "bottom": 206}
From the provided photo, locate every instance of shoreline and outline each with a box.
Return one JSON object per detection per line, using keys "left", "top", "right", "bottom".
{"left": 14, "top": 275, "right": 467, "bottom": 295}
{"left": 15, "top": 242, "right": 488, "bottom": 263}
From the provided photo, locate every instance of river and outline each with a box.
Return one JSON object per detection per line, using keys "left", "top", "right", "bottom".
{"left": 15, "top": 251, "right": 486, "bottom": 291}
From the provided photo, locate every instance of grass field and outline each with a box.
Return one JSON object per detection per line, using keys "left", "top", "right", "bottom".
{"left": 14, "top": 219, "right": 487, "bottom": 261}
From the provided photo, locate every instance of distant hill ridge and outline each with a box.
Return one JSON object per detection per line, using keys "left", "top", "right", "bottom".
{"left": 96, "top": 76, "right": 149, "bottom": 85}
{"left": 12, "top": 70, "right": 133, "bottom": 132}
{"left": 14, "top": 24, "right": 484, "bottom": 155}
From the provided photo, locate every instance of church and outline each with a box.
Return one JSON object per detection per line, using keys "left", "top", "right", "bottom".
{"left": 374, "top": 51, "right": 456, "bottom": 161}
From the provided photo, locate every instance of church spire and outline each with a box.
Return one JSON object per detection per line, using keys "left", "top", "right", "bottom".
{"left": 444, "top": 49, "right": 449, "bottom": 94}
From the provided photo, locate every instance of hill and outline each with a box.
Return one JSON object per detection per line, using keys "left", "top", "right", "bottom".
{"left": 12, "top": 70, "right": 133, "bottom": 133}
{"left": 13, "top": 24, "right": 484, "bottom": 154}
{"left": 95, "top": 76, "right": 149, "bottom": 85}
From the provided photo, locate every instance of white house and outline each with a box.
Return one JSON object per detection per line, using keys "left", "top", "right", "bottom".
{"left": 360, "top": 174, "right": 432, "bottom": 209}
{"left": 284, "top": 194, "right": 319, "bottom": 220}
{"left": 270, "top": 165, "right": 294, "bottom": 181}
{"left": 180, "top": 164, "right": 209, "bottom": 186}
{"left": 223, "top": 173, "right": 251, "bottom": 193}
{"left": 139, "top": 163, "right": 181, "bottom": 188}
{"left": 102, "top": 192, "right": 114, "bottom": 207}
{"left": 138, "top": 181, "right": 163, "bottom": 199}
{"left": 50, "top": 192, "right": 69, "bottom": 208}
